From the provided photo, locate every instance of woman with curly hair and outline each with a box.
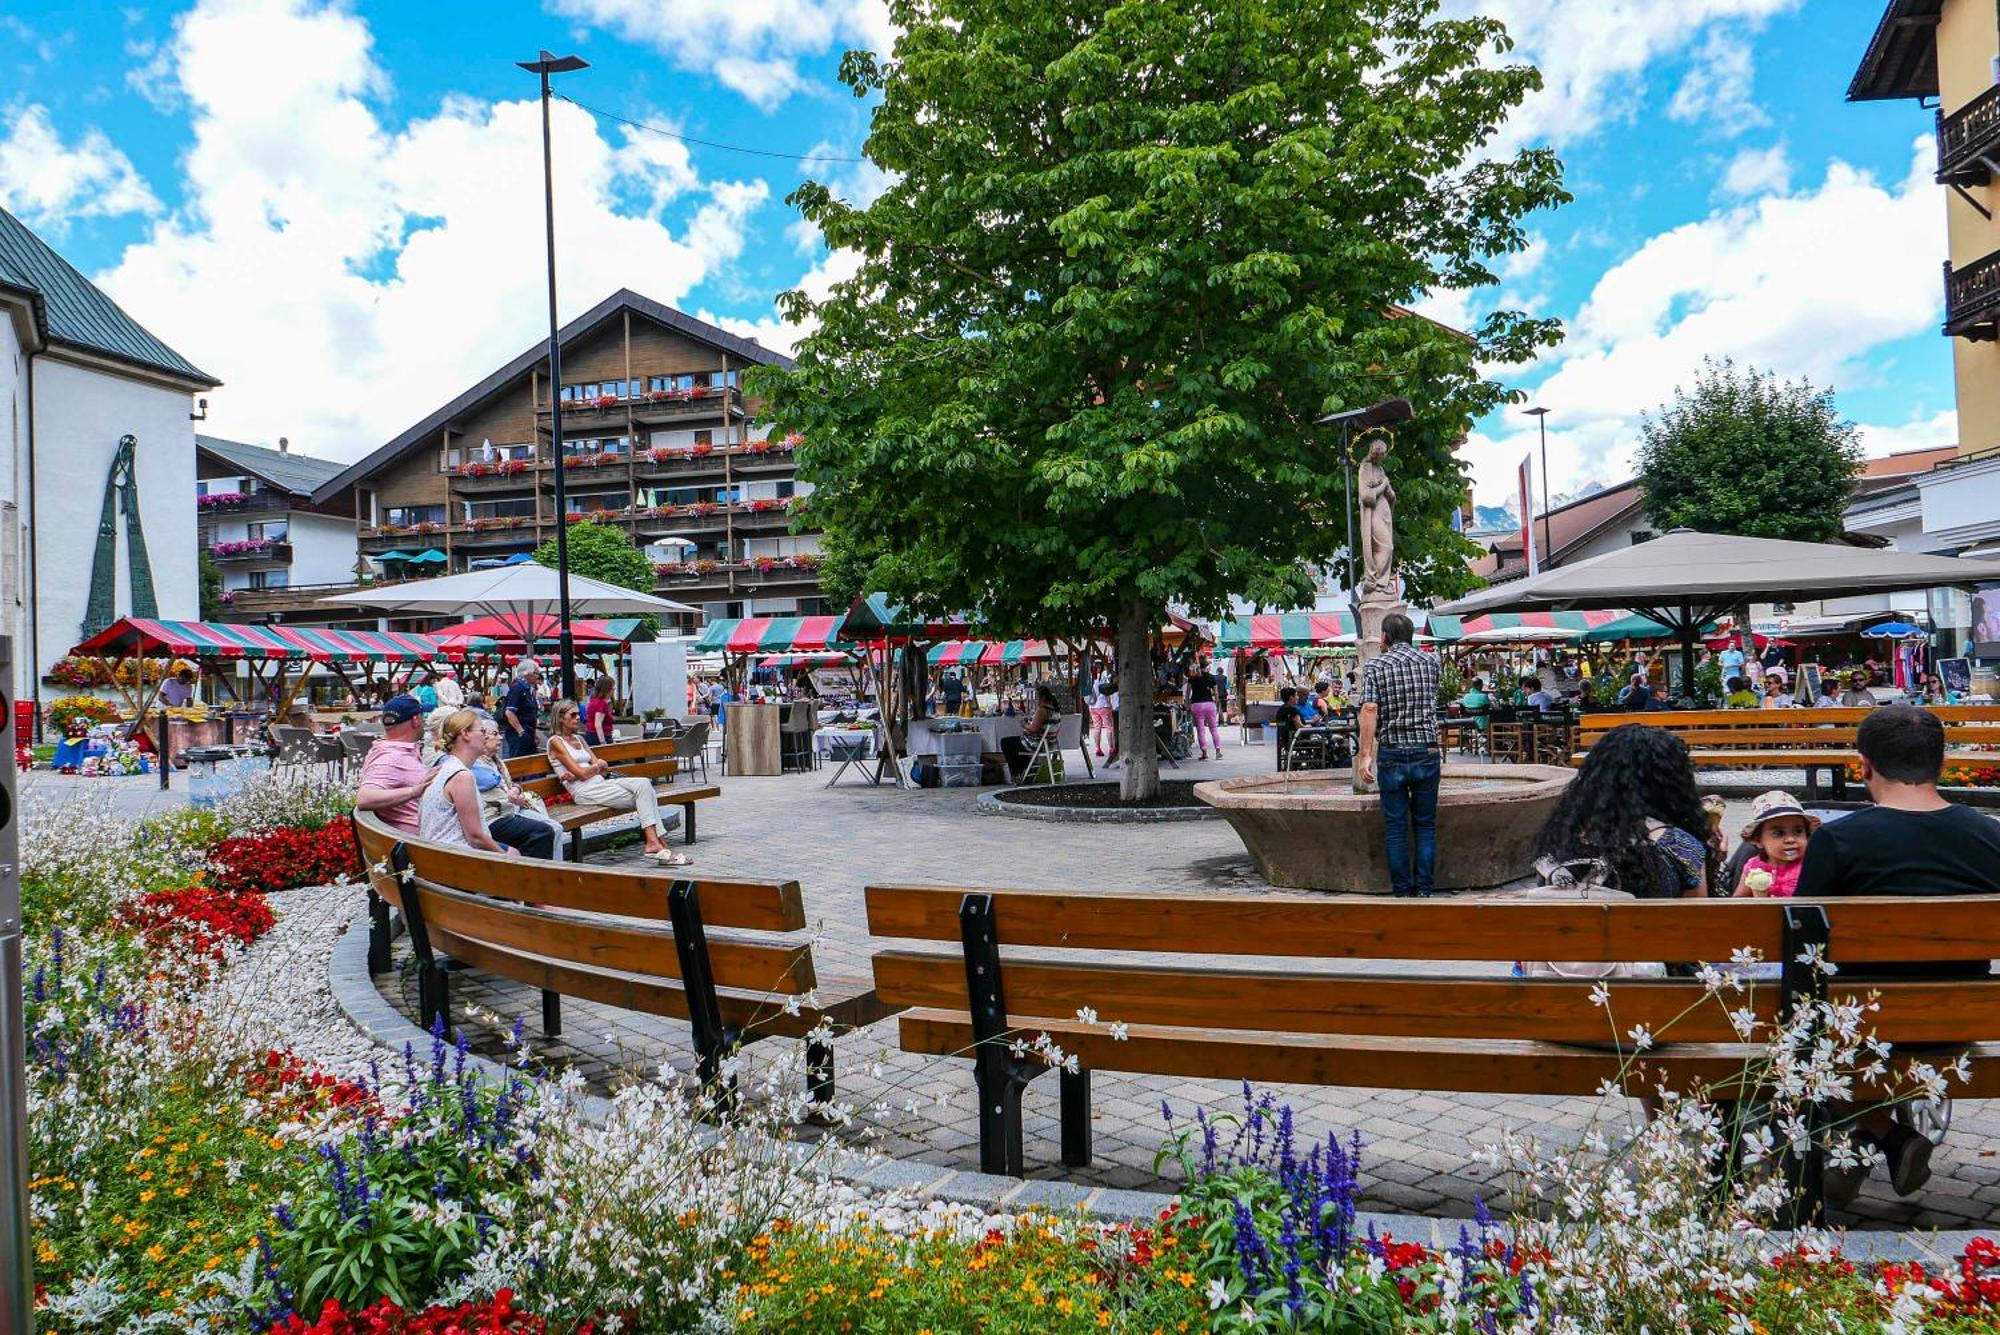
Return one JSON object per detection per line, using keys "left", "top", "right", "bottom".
{"left": 1534, "top": 723, "right": 1718, "bottom": 898}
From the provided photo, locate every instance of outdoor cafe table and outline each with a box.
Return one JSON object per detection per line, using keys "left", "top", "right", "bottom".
{"left": 909, "top": 714, "right": 1023, "bottom": 753}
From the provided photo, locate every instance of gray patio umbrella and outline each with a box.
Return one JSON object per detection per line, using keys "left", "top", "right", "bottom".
{"left": 1434, "top": 528, "right": 1999, "bottom": 692}
{"left": 327, "top": 563, "right": 696, "bottom": 648}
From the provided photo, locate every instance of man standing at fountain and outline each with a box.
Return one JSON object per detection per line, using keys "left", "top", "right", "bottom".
{"left": 1358, "top": 611, "right": 1442, "bottom": 897}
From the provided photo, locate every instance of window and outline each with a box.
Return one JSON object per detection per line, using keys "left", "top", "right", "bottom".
{"left": 693, "top": 429, "right": 712, "bottom": 446}
{"left": 775, "top": 480, "right": 795, "bottom": 499}
{"left": 248, "top": 570, "right": 290, "bottom": 589}
{"left": 706, "top": 370, "right": 740, "bottom": 390}
{"left": 466, "top": 498, "right": 537, "bottom": 520}
{"left": 195, "top": 480, "right": 209, "bottom": 497}
{"left": 564, "top": 492, "right": 628, "bottom": 516}
{"left": 441, "top": 445, "right": 462, "bottom": 472}
{"left": 247, "top": 521, "right": 288, "bottom": 542}
{"left": 1629, "top": 530, "right": 1656, "bottom": 545}
{"left": 385, "top": 505, "right": 447, "bottom": 528}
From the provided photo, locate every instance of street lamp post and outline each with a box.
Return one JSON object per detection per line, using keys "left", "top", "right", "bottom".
{"left": 1524, "top": 406, "right": 1552, "bottom": 571}
{"left": 519, "top": 49, "right": 589, "bottom": 703}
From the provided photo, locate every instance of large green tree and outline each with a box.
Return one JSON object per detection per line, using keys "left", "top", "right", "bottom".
{"left": 532, "top": 519, "right": 660, "bottom": 632}
{"left": 1639, "top": 358, "right": 1863, "bottom": 542}
{"left": 757, "top": 0, "right": 1566, "bottom": 796}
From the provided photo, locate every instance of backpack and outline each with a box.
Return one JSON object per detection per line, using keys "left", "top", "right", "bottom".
{"left": 1512, "top": 856, "right": 1668, "bottom": 981}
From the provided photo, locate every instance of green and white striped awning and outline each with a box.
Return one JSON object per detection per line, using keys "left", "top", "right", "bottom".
{"left": 71, "top": 617, "right": 481, "bottom": 663}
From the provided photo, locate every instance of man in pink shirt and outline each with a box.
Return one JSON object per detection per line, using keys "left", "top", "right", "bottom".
{"left": 355, "top": 694, "right": 430, "bottom": 832}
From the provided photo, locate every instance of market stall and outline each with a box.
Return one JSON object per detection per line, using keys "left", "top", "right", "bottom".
{"left": 66, "top": 617, "right": 480, "bottom": 762}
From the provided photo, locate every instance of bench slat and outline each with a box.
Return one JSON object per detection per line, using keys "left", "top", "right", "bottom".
{"left": 408, "top": 880, "right": 816, "bottom": 994}
{"left": 393, "top": 834, "right": 802, "bottom": 930}
{"left": 865, "top": 884, "right": 2000, "bottom": 963}
{"left": 1581, "top": 707, "right": 2000, "bottom": 732}
{"left": 428, "top": 927, "right": 859, "bottom": 1037}
{"left": 897, "top": 1011, "right": 2000, "bottom": 1099}
{"left": 872, "top": 950, "right": 1753, "bottom": 1041}
{"left": 874, "top": 952, "right": 2000, "bottom": 1045}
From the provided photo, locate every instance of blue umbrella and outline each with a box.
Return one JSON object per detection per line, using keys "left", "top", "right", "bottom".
{"left": 503, "top": 552, "right": 537, "bottom": 565}
{"left": 1863, "top": 620, "right": 1925, "bottom": 638}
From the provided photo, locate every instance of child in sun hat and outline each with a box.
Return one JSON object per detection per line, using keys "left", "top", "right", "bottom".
{"left": 1731, "top": 791, "right": 1821, "bottom": 899}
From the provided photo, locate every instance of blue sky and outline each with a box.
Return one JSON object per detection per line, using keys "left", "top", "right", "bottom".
{"left": 0, "top": 0, "right": 1960, "bottom": 511}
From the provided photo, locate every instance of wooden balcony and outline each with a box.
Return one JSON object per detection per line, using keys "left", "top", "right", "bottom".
{"left": 1939, "top": 84, "right": 2000, "bottom": 187}
{"left": 1945, "top": 249, "right": 2000, "bottom": 341}
{"left": 539, "top": 389, "right": 740, "bottom": 428}
{"left": 211, "top": 540, "right": 293, "bottom": 564}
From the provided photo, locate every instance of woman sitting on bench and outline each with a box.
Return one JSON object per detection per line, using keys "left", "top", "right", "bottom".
{"left": 547, "top": 700, "right": 692, "bottom": 867}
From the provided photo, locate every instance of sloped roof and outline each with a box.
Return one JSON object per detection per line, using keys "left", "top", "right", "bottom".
{"left": 0, "top": 205, "right": 218, "bottom": 387}
{"left": 196, "top": 434, "right": 347, "bottom": 496}
{"left": 311, "top": 288, "right": 795, "bottom": 505}
{"left": 1848, "top": 0, "right": 1941, "bottom": 101}
{"left": 1471, "top": 478, "right": 1644, "bottom": 580}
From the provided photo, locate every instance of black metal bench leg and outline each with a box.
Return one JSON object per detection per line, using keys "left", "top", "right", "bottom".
{"left": 974, "top": 1063, "right": 1028, "bottom": 1177}
{"left": 684, "top": 803, "right": 696, "bottom": 845}
{"left": 568, "top": 828, "right": 583, "bottom": 861}
{"left": 418, "top": 960, "right": 451, "bottom": 1033}
{"left": 366, "top": 888, "right": 392, "bottom": 975}
{"left": 1831, "top": 765, "right": 1847, "bottom": 801}
{"left": 542, "top": 989, "right": 562, "bottom": 1037}
{"left": 1060, "top": 1067, "right": 1092, "bottom": 1168}
{"left": 806, "top": 1039, "right": 835, "bottom": 1104}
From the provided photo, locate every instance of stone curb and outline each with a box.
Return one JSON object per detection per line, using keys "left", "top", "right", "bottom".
{"left": 975, "top": 788, "right": 1220, "bottom": 824}
{"left": 324, "top": 908, "right": 1989, "bottom": 1254}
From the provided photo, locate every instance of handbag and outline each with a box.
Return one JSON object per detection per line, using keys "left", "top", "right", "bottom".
{"left": 1513, "top": 856, "right": 1667, "bottom": 980}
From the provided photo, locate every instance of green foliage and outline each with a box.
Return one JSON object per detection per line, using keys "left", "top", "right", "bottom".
{"left": 1639, "top": 357, "right": 1863, "bottom": 542}
{"left": 531, "top": 520, "right": 661, "bottom": 634}
{"left": 753, "top": 0, "right": 1566, "bottom": 642}
{"left": 198, "top": 551, "right": 225, "bottom": 621}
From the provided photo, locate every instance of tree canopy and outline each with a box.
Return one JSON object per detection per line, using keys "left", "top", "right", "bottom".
{"left": 533, "top": 520, "right": 660, "bottom": 632}
{"left": 1639, "top": 358, "right": 1864, "bottom": 543}
{"left": 755, "top": 0, "right": 1566, "bottom": 793}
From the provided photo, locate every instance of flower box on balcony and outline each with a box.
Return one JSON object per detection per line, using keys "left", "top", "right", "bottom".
{"left": 744, "top": 440, "right": 774, "bottom": 456}
{"left": 688, "top": 502, "right": 720, "bottom": 517}
{"left": 690, "top": 441, "right": 716, "bottom": 457}
{"left": 459, "top": 461, "right": 491, "bottom": 477}
{"left": 694, "top": 559, "right": 720, "bottom": 573}
{"left": 503, "top": 458, "right": 530, "bottom": 475}
{"left": 212, "top": 538, "right": 274, "bottom": 556}
{"left": 412, "top": 522, "right": 443, "bottom": 534}
{"left": 653, "top": 561, "right": 688, "bottom": 576}
{"left": 197, "top": 491, "right": 247, "bottom": 509}
{"left": 748, "top": 498, "right": 783, "bottom": 513}
{"left": 592, "top": 394, "right": 619, "bottom": 409}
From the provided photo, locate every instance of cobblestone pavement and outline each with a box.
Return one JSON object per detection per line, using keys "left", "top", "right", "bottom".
{"left": 372, "top": 741, "right": 2000, "bottom": 1229}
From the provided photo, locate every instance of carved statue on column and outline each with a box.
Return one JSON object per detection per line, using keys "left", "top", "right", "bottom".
{"left": 1357, "top": 434, "right": 1396, "bottom": 598}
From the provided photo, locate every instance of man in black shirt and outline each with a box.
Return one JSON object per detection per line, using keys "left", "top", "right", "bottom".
{"left": 1798, "top": 705, "right": 2000, "bottom": 1207}
{"left": 1273, "top": 686, "right": 1303, "bottom": 772}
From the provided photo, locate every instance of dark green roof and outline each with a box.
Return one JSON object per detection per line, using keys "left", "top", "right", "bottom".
{"left": 196, "top": 435, "right": 346, "bottom": 496}
{"left": 0, "top": 205, "right": 218, "bottom": 386}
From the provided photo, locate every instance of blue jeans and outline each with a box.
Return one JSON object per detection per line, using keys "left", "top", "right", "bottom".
{"left": 502, "top": 725, "right": 537, "bottom": 759}
{"left": 1378, "top": 746, "right": 1441, "bottom": 897}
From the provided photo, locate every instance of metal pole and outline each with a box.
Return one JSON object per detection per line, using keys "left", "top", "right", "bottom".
{"left": 0, "top": 635, "right": 34, "bottom": 1335}
{"left": 526, "top": 50, "right": 585, "bottom": 704}
{"left": 1342, "top": 421, "right": 1359, "bottom": 634}
{"left": 1538, "top": 411, "right": 1553, "bottom": 568}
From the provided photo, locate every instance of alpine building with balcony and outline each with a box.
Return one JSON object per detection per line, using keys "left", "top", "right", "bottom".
{"left": 307, "top": 290, "right": 811, "bottom": 634}
{"left": 196, "top": 435, "right": 357, "bottom": 615}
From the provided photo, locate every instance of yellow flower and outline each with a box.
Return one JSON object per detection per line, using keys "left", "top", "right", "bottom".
{"left": 204, "top": 1257, "right": 223, "bottom": 1272}
{"left": 139, "top": 1190, "right": 156, "bottom": 1203}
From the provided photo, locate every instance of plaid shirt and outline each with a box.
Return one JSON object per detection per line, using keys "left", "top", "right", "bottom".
{"left": 1360, "top": 643, "right": 1441, "bottom": 751}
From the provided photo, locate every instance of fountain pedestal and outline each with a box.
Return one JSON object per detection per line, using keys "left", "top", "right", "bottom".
{"left": 1195, "top": 765, "right": 1575, "bottom": 894}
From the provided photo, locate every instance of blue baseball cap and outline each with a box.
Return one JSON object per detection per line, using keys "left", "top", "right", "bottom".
{"left": 381, "top": 694, "right": 425, "bottom": 725}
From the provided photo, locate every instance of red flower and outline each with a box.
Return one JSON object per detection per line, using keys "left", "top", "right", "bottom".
{"left": 272, "top": 1290, "right": 551, "bottom": 1333}
{"left": 117, "top": 885, "right": 275, "bottom": 957}
{"left": 209, "top": 823, "right": 361, "bottom": 896}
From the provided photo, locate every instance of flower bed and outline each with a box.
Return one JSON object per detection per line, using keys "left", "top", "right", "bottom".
{"left": 30, "top": 772, "right": 2000, "bottom": 1332}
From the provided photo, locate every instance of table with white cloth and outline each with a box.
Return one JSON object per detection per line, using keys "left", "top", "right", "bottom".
{"left": 818, "top": 722, "right": 907, "bottom": 788}
{"left": 909, "top": 715, "right": 1023, "bottom": 754}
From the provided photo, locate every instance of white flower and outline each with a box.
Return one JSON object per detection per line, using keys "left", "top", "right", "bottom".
{"left": 1588, "top": 982, "right": 1611, "bottom": 1009}
{"left": 1108, "top": 1021, "right": 1129, "bottom": 1042}
{"left": 1626, "top": 1024, "right": 1654, "bottom": 1052}
{"left": 1207, "top": 1278, "right": 1229, "bottom": 1310}
{"left": 1074, "top": 1006, "right": 1099, "bottom": 1025}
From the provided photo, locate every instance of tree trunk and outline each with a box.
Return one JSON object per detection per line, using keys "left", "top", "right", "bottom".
{"left": 1116, "top": 596, "right": 1159, "bottom": 802}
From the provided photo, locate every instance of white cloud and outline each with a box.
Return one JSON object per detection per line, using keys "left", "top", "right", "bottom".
{"left": 549, "top": 0, "right": 893, "bottom": 110}
{"left": 1721, "top": 142, "right": 1790, "bottom": 197}
{"left": 1855, "top": 408, "right": 1957, "bottom": 459}
{"left": 1466, "top": 0, "right": 1802, "bottom": 151}
{"left": 0, "top": 103, "right": 160, "bottom": 228}
{"left": 93, "top": 0, "right": 771, "bottom": 462}
{"left": 1666, "top": 29, "right": 1767, "bottom": 135}
{"left": 705, "top": 246, "right": 862, "bottom": 358}
{"left": 1463, "top": 136, "right": 1945, "bottom": 507}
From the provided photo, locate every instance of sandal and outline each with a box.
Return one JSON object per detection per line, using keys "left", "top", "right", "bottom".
{"left": 646, "top": 847, "right": 694, "bottom": 868}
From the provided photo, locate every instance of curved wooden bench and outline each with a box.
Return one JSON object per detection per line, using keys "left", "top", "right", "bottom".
{"left": 504, "top": 736, "right": 720, "bottom": 853}
{"left": 353, "top": 811, "right": 892, "bottom": 1099}
{"left": 866, "top": 883, "right": 2000, "bottom": 1215}
{"left": 1575, "top": 707, "right": 2000, "bottom": 798}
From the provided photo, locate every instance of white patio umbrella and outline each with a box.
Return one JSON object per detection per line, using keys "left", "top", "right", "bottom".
{"left": 327, "top": 562, "right": 696, "bottom": 647}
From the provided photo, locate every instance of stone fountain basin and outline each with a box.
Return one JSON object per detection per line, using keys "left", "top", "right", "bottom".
{"left": 1194, "top": 764, "right": 1575, "bottom": 894}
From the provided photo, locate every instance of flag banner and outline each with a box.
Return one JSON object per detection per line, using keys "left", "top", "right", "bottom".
{"left": 1518, "top": 456, "right": 1538, "bottom": 577}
